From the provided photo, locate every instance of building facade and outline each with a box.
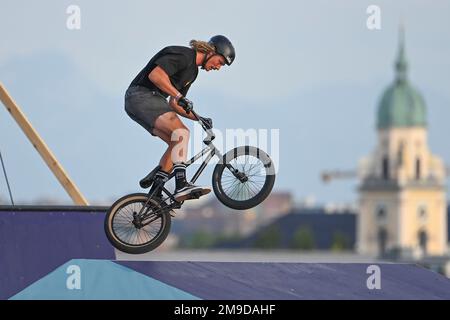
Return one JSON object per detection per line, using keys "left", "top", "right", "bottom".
{"left": 357, "top": 31, "right": 447, "bottom": 258}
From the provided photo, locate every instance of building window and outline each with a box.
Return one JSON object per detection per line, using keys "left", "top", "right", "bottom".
{"left": 382, "top": 156, "right": 389, "bottom": 180}
{"left": 378, "top": 228, "right": 388, "bottom": 256}
{"left": 418, "top": 229, "right": 428, "bottom": 255}
{"left": 418, "top": 205, "right": 427, "bottom": 223}
{"left": 397, "top": 142, "right": 404, "bottom": 166}
{"left": 376, "top": 204, "right": 387, "bottom": 223}
{"left": 415, "top": 158, "right": 421, "bottom": 180}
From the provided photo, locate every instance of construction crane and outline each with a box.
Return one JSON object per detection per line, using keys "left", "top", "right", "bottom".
{"left": 322, "top": 167, "right": 450, "bottom": 183}
{"left": 321, "top": 170, "right": 357, "bottom": 183}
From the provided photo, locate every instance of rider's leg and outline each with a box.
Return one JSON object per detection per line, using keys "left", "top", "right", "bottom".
{"left": 151, "top": 112, "right": 189, "bottom": 193}
{"left": 152, "top": 127, "right": 174, "bottom": 173}
{"left": 153, "top": 111, "right": 189, "bottom": 171}
{"left": 170, "top": 126, "right": 190, "bottom": 191}
{"left": 147, "top": 127, "right": 173, "bottom": 197}
{"left": 153, "top": 112, "right": 211, "bottom": 201}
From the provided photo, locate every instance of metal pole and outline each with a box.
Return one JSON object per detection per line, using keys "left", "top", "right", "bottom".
{"left": 0, "top": 148, "right": 14, "bottom": 205}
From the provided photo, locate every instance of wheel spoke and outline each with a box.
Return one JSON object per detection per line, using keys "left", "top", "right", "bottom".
{"left": 224, "top": 177, "right": 241, "bottom": 194}
{"left": 111, "top": 198, "right": 165, "bottom": 246}
{"left": 219, "top": 154, "right": 268, "bottom": 202}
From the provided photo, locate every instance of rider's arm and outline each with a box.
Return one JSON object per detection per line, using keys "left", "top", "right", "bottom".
{"left": 148, "top": 66, "right": 181, "bottom": 98}
{"left": 148, "top": 67, "right": 197, "bottom": 121}
{"left": 169, "top": 97, "right": 197, "bottom": 121}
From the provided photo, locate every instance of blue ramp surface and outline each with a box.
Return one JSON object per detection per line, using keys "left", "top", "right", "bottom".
{"left": 11, "top": 259, "right": 199, "bottom": 300}
{"left": 116, "top": 261, "right": 450, "bottom": 300}
{"left": 0, "top": 209, "right": 114, "bottom": 300}
{"left": 10, "top": 259, "right": 450, "bottom": 300}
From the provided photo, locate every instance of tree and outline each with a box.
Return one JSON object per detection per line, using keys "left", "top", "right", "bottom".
{"left": 331, "top": 231, "right": 350, "bottom": 251}
{"left": 254, "top": 225, "right": 282, "bottom": 249}
{"left": 291, "top": 226, "right": 315, "bottom": 250}
{"left": 214, "top": 232, "right": 242, "bottom": 247}
{"left": 179, "top": 230, "right": 216, "bottom": 249}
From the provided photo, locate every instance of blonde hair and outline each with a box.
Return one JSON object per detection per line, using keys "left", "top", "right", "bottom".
{"left": 189, "top": 40, "right": 216, "bottom": 54}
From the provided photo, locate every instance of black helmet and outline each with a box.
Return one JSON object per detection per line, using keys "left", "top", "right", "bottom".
{"left": 208, "top": 35, "right": 235, "bottom": 66}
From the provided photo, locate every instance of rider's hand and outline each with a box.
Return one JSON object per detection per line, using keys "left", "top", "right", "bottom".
{"left": 199, "top": 116, "right": 213, "bottom": 129}
{"left": 177, "top": 96, "right": 194, "bottom": 114}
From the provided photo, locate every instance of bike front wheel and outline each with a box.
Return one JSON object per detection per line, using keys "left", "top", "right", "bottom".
{"left": 212, "top": 146, "right": 276, "bottom": 210}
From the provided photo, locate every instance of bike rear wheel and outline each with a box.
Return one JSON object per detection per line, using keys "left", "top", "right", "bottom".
{"left": 212, "top": 146, "right": 275, "bottom": 210}
{"left": 104, "top": 193, "right": 171, "bottom": 254}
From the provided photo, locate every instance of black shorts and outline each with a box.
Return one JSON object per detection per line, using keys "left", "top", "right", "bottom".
{"left": 124, "top": 85, "right": 173, "bottom": 136}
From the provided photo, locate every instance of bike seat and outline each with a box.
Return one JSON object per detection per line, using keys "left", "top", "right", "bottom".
{"left": 139, "top": 165, "right": 162, "bottom": 189}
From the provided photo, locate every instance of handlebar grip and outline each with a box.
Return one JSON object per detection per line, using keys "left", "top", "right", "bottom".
{"left": 177, "top": 98, "right": 193, "bottom": 114}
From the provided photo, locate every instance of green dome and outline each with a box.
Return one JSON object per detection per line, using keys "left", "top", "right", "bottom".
{"left": 377, "top": 30, "right": 427, "bottom": 129}
{"left": 377, "top": 82, "right": 427, "bottom": 129}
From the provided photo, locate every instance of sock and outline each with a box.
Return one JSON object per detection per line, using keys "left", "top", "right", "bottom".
{"left": 149, "top": 169, "right": 169, "bottom": 196}
{"left": 173, "top": 163, "right": 187, "bottom": 190}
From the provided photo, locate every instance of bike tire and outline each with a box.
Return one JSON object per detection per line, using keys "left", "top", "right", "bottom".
{"left": 104, "top": 193, "right": 171, "bottom": 254}
{"left": 212, "top": 146, "right": 276, "bottom": 210}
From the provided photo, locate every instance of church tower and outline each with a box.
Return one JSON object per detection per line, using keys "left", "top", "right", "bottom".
{"left": 357, "top": 29, "right": 447, "bottom": 258}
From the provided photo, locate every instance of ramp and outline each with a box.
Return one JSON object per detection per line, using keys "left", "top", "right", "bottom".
{"left": 2, "top": 207, "right": 450, "bottom": 300}
{"left": 0, "top": 207, "right": 114, "bottom": 300}
{"left": 9, "top": 259, "right": 450, "bottom": 300}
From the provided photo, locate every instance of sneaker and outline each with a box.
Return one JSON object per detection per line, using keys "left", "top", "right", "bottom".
{"left": 173, "top": 182, "right": 211, "bottom": 201}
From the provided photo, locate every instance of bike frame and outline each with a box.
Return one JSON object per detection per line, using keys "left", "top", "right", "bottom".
{"left": 138, "top": 110, "right": 237, "bottom": 223}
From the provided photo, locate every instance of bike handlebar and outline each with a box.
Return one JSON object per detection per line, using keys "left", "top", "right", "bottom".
{"left": 190, "top": 108, "right": 215, "bottom": 142}
{"left": 191, "top": 109, "right": 211, "bottom": 130}
{"left": 190, "top": 108, "right": 200, "bottom": 121}
{"left": 178, "top": 99, "right": 211, "bottom": 131}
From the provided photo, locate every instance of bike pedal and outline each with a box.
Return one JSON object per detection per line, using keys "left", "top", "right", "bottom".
{"left": 139, "top": 178, "right": 153, "bottom": 189}
{"left": 191, "top": 191, "right": 202, "bottom": 199}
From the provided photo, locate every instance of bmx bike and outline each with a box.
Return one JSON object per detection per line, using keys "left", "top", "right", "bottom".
{"left": 104, "top": 108, "right": 276, "bottom": 254}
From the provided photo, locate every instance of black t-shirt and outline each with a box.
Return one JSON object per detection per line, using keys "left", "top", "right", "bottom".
{"left": 129, "top": 46, "right": 198, "bottom": 98}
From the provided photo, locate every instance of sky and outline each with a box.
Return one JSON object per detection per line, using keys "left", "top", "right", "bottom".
{"left": 0, "top": 0, "right": 449, "bottom": 205}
